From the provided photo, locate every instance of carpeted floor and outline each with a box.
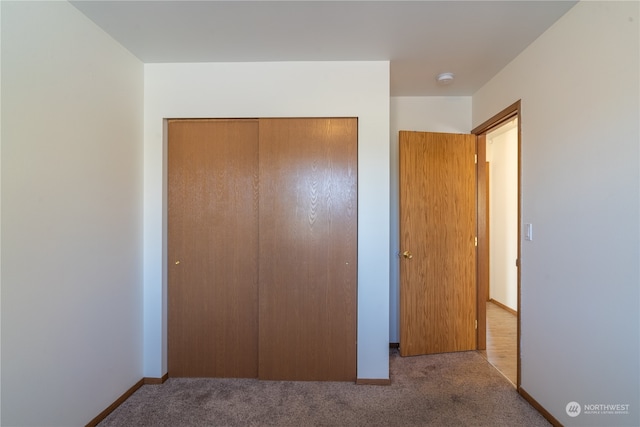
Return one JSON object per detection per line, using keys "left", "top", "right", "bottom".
{"left": 98, "top": 350, "right": 550, "bottom": 426}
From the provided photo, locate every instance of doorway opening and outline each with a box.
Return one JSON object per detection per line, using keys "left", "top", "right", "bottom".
{"left": 472, "top": 100, "right": 521, "bottom": 388}
{"left": 481, "top": 118, "right": 518, "bottom": 385}
{"left": 395, "top": 101, "right": 521, "bottom": 387}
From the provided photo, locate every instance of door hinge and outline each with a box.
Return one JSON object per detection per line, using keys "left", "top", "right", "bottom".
{"left": 474, "top": 154, "right": 478, "bottom": 164}
{"left": 475, "top": 236, "right": 478, "bottom": 247}
{"left": 475, "top": 319, "right": 478, "bottom": 329}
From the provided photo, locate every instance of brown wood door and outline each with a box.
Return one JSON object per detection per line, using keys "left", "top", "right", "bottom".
{"left": 399, "top": 131, "right": 477, "bottom": 356}
{"left": 168, "top": 119, "right": 259, "bottom": 377}
{"left": 258, "top": 118, "right": 357, "bottom": 381}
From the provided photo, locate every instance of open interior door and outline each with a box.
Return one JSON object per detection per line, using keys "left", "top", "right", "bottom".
{"left": 399, "top": 131, "right": 477, "bottom": 356}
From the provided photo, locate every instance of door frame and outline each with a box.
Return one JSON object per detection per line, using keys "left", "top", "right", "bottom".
{"left": 472, "top": 100, "right": 522, "bottom": 387}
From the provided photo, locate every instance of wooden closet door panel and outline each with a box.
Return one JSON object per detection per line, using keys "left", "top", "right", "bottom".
{"left": 258, "top": 118, "right": 357, "bottom": 381}
{"left": 168, "top": 119, "right": 259, "bottom": 378}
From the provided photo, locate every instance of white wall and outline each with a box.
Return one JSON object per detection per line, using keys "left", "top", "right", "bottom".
{"left": 1, "top": 2, "right": 144, "bottom": 426}
{"left": 389, "top": 96, "right": 472, "bottom": 342}
{"left": 487, "top": 123, "right": 518, "bottom": 311}
{"left": 473, "top": 2, "right": 639, "bottom": 425}
{"left": 144, "top": 62, "right": 390, "bottom": 380}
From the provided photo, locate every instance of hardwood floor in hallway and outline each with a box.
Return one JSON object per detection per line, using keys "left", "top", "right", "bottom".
{"left": 479, "top": 301, "right": 517, "bottom": 385}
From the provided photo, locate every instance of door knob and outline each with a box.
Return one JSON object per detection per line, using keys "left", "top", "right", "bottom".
{"left": 402, "top": 250, "right": 413, "bottom": 259}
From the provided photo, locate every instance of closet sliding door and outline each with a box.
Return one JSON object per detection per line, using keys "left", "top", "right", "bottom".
{"left": 258, "top": 118, "right": 357, "bottom": 381}
{"left": 168, "top": 119, "right": 259, "bottom": 378}
{"left": 167, "top": 118, "right": 357, "bottom": 381}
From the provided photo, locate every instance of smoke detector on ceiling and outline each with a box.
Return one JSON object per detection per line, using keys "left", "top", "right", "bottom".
{"left": 436, "top": 72, "right": 455, "bottom": 85}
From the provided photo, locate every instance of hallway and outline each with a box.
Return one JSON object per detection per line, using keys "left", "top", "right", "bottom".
{"left": 480, "top": 301, "right": 517, "bottom": 385}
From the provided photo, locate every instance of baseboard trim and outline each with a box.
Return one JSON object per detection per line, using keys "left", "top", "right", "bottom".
{"left": 86, "top": 378, "right": 144, "bottom": 427}
{"left": 86, "top": 374, "right": 168, "bottom": 427}
{"left": 519, "top": 387, "right": 562, "bottom": 427}
{"left": 144, "top": 373, "right": 169, "bottom": 384}
{"left": 356, "top": 378, "right": 391, "bottom": 386}
{"left": 489, "top": 298, "right": 517, "bottom": 316}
